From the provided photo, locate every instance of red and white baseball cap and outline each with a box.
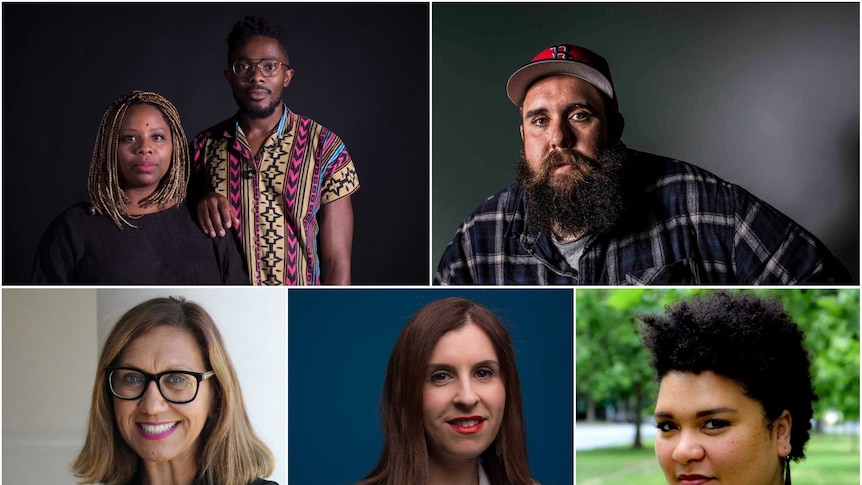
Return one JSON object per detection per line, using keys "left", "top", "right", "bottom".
{"left": 506, "top": 44, "right": 617, "bottom": 110}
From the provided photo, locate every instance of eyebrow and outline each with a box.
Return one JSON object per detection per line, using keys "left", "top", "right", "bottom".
{"left": 654, "top": 407, "right": 738, "bottom": 419}
{"left": 524, "top": 102, "right": 598, "bottom": 119}
{"left": 426, "top": 359, "right": 500, "bottom": 371}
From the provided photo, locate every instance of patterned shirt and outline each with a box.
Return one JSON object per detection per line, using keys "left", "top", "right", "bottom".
{"left": 193, "top": 107, "right": 359, "bottom": 285}
{"left": 435, "top": 150, "right": 849, "bottom": 285}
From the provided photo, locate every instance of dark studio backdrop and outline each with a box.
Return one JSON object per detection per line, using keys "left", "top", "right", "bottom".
{"left": 432, "top": 3, "right": 860, "bottom": 282}
{"left": 288, "top": 288, "right": 574, "bottom": 484}
{"left": 2, "top": 3, "right": 429, "bottom": 285}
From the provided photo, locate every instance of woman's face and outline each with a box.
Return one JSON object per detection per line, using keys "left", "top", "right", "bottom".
{"left": 117, "top": 103, "right": 172, "bottom": 195}
{"left": 654, "top": 370, "right": 791, "bottom": 485}
{"left": 113, "top": 325, "right": 213, "bottom": 468}
{"left": 422, "top": 323, "right": 506, "bottom": 467}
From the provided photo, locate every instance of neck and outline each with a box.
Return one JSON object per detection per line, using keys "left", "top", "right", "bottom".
{"left": 139, "top": 459, "right": 198, "bottom": 485}
{"left": 552, "top": 223, "right": 587, "bottom": 242}
{"left": 124, "top": 188, "right": 173, "bottom": 215}
{"left": 238, "top": 103, "right": 284, "bottom": 136}
{"left": 428, "top": 456, "right": 479, "bottom": 485}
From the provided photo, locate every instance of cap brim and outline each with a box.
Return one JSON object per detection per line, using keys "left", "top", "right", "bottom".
{"left": 506, "top": 59, "right": 614, "bottom": 106}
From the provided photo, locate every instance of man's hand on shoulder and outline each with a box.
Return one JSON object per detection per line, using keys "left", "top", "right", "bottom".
{"left": 196, "top": 192, "right": 239, "bottom": 238}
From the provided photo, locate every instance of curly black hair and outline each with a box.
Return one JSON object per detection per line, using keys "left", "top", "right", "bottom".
{"left": 226, "top": 15, "right": 290, "bottom": 64}
{"left": 640, "top": 291, "right": 816, "bottom": 461}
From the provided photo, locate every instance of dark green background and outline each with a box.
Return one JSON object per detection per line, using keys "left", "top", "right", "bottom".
{"left": 432, "top": 3, "right": 859, "bottom": 282}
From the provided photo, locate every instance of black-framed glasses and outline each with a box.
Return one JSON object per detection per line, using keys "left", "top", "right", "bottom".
{"left": 231, "top": 58, "right": 289, "bottom": 78}
{"left": 107, "top": 366, "right": 215, "bottom": 404}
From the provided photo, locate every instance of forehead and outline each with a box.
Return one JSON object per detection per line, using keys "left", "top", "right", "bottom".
{"left": 120, "top": 104, "right": 167, "bottom": 127}
{"left": 522, "top": 75, "right": 606, "bottom": 113}
{"left": 656, "top": 370, "right": 762, "bottom": 415}
{"left": 429, "top": 323, "right": 498, "bottom": 363}
{"left": 230, "top": 35, "right": 286, "bottom": 60}
{"left": 118, "top": 325, "right": 205, "bottom": 370}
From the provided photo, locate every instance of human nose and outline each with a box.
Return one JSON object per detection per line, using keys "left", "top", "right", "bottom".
{"left": 453, "top": 378, "right": 480, "bottom": 407}
{"left": 671, "top": 429, "right": 706, "bottom": 464}
{"left": 138, "top": 380, "right": 169, "bottom": 413}
{"left": 135, "top": 137, "right": 153, "bottom": 154}
{"left": 548, "top": 117, "right": 575, "bottom": 149}
{"left": 247, "top": 63, "right": 266, "bottom": 82}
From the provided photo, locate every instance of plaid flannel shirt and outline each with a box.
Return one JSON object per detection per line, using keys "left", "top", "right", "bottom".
{"left": 434, "top": 150, "right": 850, "bottom": 285}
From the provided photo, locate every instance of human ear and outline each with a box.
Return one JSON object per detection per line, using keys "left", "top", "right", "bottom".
{"left": 774, "top": 410, "right": 792, "bottom": 457}
{"left": 283, "top": 68, "right": 295, "bottom": 89}
{"left": 611, "top": 112, "right": 625, "bottom": 144}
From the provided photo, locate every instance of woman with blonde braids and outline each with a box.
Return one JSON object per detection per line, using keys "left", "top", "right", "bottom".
{"left": 32, "top": 91, "right": 247, "bottom": 283}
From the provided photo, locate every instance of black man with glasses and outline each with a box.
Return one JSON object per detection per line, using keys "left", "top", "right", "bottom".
{"left": 192, "top": 16, "right": 359, "bottom": 285}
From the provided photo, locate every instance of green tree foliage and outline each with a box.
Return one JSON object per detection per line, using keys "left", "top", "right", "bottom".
{"left": 576, "top": 289, "right": 860, "bottom": 448}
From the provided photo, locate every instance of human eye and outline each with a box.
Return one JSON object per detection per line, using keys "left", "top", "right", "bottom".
{"left": 119, "top": 370, "right": 145, "bottom": 387}
{"left": 262, "top": 61, "right": 279, "bottom": 72}
{"left": 530, "top": 116, "right": 549, "bottom": 127}
{"left": 163, "top": 372, "right": 194, "bottom": 389}
{"left": 655, "top": 421, "right": 678, "bottom": 433}
{"left": 429, "top": 371, "right": 452, "bottom": 384}
{"left": 571, "top": 110, "right": 591, "bottom": 122}
{"left": 474, "top": 368, "right": 495, "bottom": 380}
{"left": 152, "top": 133, "right": 167, "bottom": 142}
{"left": 703, "top": 419, "right": 731, "bottom": 431}
{"left": 119, "top": 134, "right": 136, "bottom": 143}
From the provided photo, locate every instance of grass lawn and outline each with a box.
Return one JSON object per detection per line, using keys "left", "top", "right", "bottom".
{"left": 575, "top": 433, "right": 859, "bottom": 484}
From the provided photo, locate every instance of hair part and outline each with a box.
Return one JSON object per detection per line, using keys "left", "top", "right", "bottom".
{"left": 640, "top": 291, "right": 816, "bottom": 461}
{"left": 87, "top": 90, "right": 190, "bottom": 229}
{"left": 227, "top": 15, "right": 290, "bottom": 64}
{"left": 72, "top": 297, "right": 274, "bottom": 484}
{"left": 357, "top": 297, "right": 534, "bottom": 485}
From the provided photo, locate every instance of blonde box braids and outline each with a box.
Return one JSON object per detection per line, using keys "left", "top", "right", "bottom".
{"left": 87, "top": 90, "right": 190, "bottom": 229}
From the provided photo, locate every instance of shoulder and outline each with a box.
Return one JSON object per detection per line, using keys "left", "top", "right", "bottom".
{"left": 627, "top": 149, "right": 729, "bottom": 188}
{"left": 466, "top": 183, "right": 524, "bottom": 221}
{"left": 42, "top": 201, "right": 102, "bottom": 232}
{"left": 193, "top": 116, "right": 235, "bottom": 144}
{"left": 288, "top": 109, "right": 347, "bottom": 145}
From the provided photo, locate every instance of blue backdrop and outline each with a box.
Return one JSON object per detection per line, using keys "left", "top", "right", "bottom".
{"left": 288, "top": 288, "right": 574, "bottom": 484}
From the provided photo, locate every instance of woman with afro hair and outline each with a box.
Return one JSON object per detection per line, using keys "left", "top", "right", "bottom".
{"left": 641, "top": 291, "right": 815, "bottom": 485}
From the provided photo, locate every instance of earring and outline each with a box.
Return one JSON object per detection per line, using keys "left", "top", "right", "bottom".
{"left": 784, "top": 456, "right": 792, "bottom": 485}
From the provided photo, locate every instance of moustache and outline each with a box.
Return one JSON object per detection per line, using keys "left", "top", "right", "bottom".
{"left": 537, "top": 150, "right": 597, "bottom": 181}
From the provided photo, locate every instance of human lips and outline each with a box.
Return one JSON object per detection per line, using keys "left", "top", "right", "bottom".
{"left": 131, "top": 160, "right": 158, "bottom": 172}
{"left": 246, "top": 87, "right": 270, "bottom": 101}
{"left": 137, "top": 421, "right": 179, "bottom": 440}
{"left": 677, "top": 474, "right": 713, "bottom": 485}
{"left": 447, "top": 416, "right": 486, "bottom": 434}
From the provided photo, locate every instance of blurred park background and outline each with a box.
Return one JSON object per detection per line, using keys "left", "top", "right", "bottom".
{"left": 575, "top": 288, "right": 860, "bottom": 484}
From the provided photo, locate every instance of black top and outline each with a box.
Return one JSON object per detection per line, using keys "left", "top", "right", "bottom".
{"left": 32, "top": 201, "right": 248, "bottom": 284}
{"left": 128, "top": 475, "right": 277, "bottom": 485}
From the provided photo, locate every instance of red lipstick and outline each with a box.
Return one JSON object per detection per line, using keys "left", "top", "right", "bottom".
{"left": 447, "top": 416, "right": 485, "bottom": 434}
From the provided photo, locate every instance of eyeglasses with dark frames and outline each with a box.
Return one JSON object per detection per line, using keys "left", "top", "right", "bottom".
{"left": 231, "top": 58, "right": 289, "bottom": 78}
{"left": 107, "top": 366, "right": 215, "bottom": 404}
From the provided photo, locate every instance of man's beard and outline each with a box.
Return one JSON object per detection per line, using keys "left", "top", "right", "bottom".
{"left": 516, "top": 144, "right": 627, "bottom": 239}
{"left": 233, "top": 92, "right": 283, "bottom": 120}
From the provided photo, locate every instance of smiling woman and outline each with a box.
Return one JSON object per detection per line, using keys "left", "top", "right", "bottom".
{"left": 356, "top": 297, "right": 539, "bottom": 485}
{"left": 640, "top": 292, "right": 815, "bottom": 485}
{"left": 72, "top": 297, "right": 277, "bottom": 485}
{"left": 31, "top": 90, "right": 247, "bottom": 284}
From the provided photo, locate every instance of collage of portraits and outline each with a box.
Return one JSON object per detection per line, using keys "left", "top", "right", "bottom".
{"left": 2, "top": 3, "right": 859, "bottom": 485}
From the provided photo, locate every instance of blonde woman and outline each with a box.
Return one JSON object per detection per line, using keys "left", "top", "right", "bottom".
{"left": 73, "top": 297, "right": 275, "bottom": 485}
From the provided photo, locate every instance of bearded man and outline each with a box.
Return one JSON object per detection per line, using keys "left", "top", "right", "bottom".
{"left": 434, "top": 44, "right": 848, "bottom": 285}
